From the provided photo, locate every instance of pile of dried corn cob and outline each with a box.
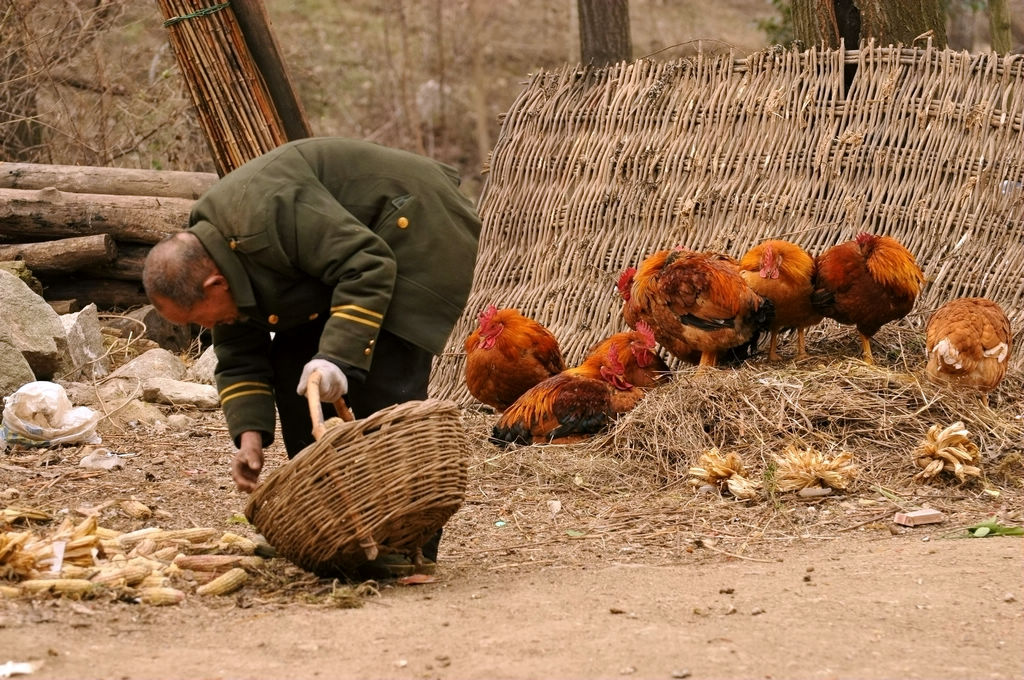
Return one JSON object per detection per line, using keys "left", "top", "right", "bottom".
{"left": 1, "top": 507, "right": 266, "bottom": 605}
{"left": 688, "top": 448, "right": 762, "bottom": 500}
{"left": 913, "top": 421, "right": 982, "bottom": 483}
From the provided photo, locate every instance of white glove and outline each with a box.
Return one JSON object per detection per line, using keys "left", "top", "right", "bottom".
{"left": 297, "top": 359, "right": 349, "bottom": 402}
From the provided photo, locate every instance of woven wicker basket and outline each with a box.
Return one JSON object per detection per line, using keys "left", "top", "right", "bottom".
{"left": 244, "top": 395, "right": 469, "bottom": 577}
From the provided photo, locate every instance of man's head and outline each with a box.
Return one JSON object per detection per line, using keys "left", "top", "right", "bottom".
{"left": 143, "top": 232, "right": 241, "bottom": 328}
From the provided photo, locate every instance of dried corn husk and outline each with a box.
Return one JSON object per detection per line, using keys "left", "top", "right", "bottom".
{"left": 59, "top": 564, "right": 101, "bottom": 580}
{"left": 1, "top": 507, "right": 51, "bottom": 523}
{"left": 196, "top": 567, "right": 248, "bottom": 596}
{"left": 773, "top": 445, "right": 858, "bottom": 492}
{"left": 217, "top": 532, "right": 257, "bottom": 555}
{"left": 117, "top": 527, "right": 164, "bottom": 549}
{"left": 689, "top": 448, "right": 761, "bottom": 500}
{"left": 137, "top": 587, "right": 186, "bottom": 606}
{"left": 914, "top": 422, "right": 982, "bottom": 483}
{"left": 94, "top": 526, "right": 123, "bottom": 540}
{"left": 129, "top": 537, "right": 158, "bottom": 557}
{"left": 0, "top": 531, "right": 35, "bottom": 579}
{"left": 20, "top": 578, "right": 94, "bottom": 597}
{"left": 173, "top": 554, "right": 248, "bottom": 572}
{"left": 150, "top": 546, "right": 180, "bottom": 562}
{"left": 90, "top": 563, "right": 151, "bottom": 587}
{"left": 151, "top": 528, "right": 221, "bottom": 544}
{"left": 138, "top": 573, "right": 170, "bottom": 589}
{"left": 120, "top": 500, "right": 153, "bottom": 520}
{"left": 3, "top": 516, "right": 263, "bottom": 605}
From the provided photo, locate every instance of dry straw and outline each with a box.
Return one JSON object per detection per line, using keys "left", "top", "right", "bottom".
{"left": 606, "top": 337, "right": 1023, "bottom": 496}
{"left": 459, "top": 327, "right": 1022, "bottom": 506}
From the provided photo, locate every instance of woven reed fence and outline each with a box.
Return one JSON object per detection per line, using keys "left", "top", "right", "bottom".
{"left": 431, "top": 43, "right": 1024, "bottom": 404}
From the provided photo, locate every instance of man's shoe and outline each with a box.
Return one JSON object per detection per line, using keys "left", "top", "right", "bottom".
{"left": 357, "top": 553, "right": 415, "bottom": 580}
{"left": 357, "top": 552, "right": 438, "bottom": 580}
{"left": 412, "top": 556, "right": 437, "bottom": 575}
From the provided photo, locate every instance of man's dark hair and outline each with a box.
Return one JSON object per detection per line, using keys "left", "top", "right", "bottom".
{"left": 142, "top": 233, "right": 217, "bottom": 309}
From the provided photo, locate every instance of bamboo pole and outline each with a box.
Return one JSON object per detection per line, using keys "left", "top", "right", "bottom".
{"left": 155, "top": 0, "right": 288, "bottom": 175}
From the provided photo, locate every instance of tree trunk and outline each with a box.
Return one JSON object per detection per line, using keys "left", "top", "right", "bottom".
{"left": 82, "top": 243, "right": 149, "bottom": 282}
{"left": 988, "top": 0, "right": 1012, "bottom": 53}
{"left": 0, "top": 234, "right": 117, "bottom": 274}
{"left": 856, "top": 0, "right": 947, "bottom": 47}
{"left": 792, "top": 0, "right": 842, "bottom": 49}
{"left": 791, "top": 0, "right": 946, "bottom": 49}
{"left": 577, "top": 0, "right": 632, "bottom": 66}
{"left": 947, "top": 2, "right": 978, "bottom": 51}
{"left": 469, "top": 1, "right": 492, "bottom": 176}
{"left": 0, "top": 187, "right": 189, "bottom": 245}
{"left": 38, "top": 276, "right": 149, "bottom": 310}
{"left": 0, "top": 163, "right": 216, "bottom": 199}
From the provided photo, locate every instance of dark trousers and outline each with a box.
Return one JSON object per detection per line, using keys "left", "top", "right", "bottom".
{"left": 268, "top": 318, "right": 441, "bottom": 560}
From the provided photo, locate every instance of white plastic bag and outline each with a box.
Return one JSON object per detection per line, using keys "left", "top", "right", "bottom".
{"left": 1, "top": 381, "right": 102, "bottom": 447}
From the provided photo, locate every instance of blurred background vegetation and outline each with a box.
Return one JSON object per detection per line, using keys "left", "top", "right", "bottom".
{"left": 2, "top": 0, "right": 1022, "bottom": 200}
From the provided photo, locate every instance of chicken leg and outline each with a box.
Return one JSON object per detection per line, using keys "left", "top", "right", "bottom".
{"left": 859, "top": 332, "right": 874, "bottom": 365}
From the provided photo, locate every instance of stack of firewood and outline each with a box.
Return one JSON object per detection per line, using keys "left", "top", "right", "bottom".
{"left": 0, "top": 162, "right": 217, "bottom": 311}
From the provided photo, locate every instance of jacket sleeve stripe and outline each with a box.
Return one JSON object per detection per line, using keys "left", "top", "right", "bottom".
{"left": 220, "top": 388, "right": 274, "bottom": 406}
{"left": 220, "top": 381, "right": 272, "bottom": 397}
{"left": 331, "top": 304, "right": 384, "bottom": 319}
{"left": 331, "top": 311, "right": 381, "bottom": 328}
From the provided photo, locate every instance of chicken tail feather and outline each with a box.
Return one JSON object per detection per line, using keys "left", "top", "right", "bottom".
{"left": 679, "top": 313, "right": 734, "bottom": 330}
{"left": 489, "top": 424, "right": 532, "bottom": 448}
{"left": 810, "top": 288, "right": 835, "bottom": 313}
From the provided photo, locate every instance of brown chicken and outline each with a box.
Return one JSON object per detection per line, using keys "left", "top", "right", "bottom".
{"left": 811, "top": 233, "right": 925, "bottom": 364}
{"left": 738, "top": 239, "right": 822, "bottom": 361}
{"left": 925, "top": 297, "right": 1012, "bottom": 406}
{"left": 621, "top": 248, "right": 775, "bottom": 367}
{"left": 464, "top": 305, "right": 566, "bottom": 411}
{"left": 490, "top": 323, "right": 670, "bottom": 446}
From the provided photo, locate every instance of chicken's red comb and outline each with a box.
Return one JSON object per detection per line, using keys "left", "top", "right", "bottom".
{"left": 855, "top": 232, "right": 876, "bottom": 246}
{"left": 635, "top": 321, "right": 656, "bottom": 348}
{"left": 479, "top": 304, "right": 498, "bottom": 325}
{"left": 616, "top": 268, "right": 636, "bottom": 296}
{"left": 605, "top": 341, "right": 624, "bottom": 373}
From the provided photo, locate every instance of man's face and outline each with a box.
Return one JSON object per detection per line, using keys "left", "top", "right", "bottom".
{"left": 152, "top": 275, "right": 241, "bottom": 329}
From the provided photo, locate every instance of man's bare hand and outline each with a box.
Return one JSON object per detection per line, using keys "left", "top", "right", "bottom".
{"left": 232, "top": 431, "right": 265, "bottom": 493}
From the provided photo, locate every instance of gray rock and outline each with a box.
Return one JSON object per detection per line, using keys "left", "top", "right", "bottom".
{"left": 166, "top": 413, "right": 195, "bottom": 431}
{"left": 60, "top": 303, "right": 110, "bottom": 381}
{"left": 186, "top": 345, "right": 217, "bottom": 386}
{"left": 0, "top": 321, "right": 37, "bottom": 401}
{"left": 110, "top": 348, "right": 187, "bottom": 381}
{"left": 98, "top": 399, "right": 166, "bottom": 432}
{"left": 79, "top": 447, "right": 126, "bottom": 471}
{"left": 0, "top": 270, "right": 67, "bottom": 378}
{"left": 59, "top": 381, "right": 100, "bottom": 407}
{"left": 104, "top": 304, "right": 192, "bottom": 353}
{"left": 141, "top": 378, "right": 219, "bottom": 409}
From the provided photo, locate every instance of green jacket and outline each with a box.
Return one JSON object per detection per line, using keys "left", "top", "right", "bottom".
{"left": 188, "top": 137, "right": 481, "bottom": 444}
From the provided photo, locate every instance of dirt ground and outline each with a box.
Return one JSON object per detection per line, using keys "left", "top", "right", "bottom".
{"left": 1, "top": 531, "right": 1021, "bottom": 680}
{"left": 2, "top": 361, "right": 1022, "bottom": 680}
